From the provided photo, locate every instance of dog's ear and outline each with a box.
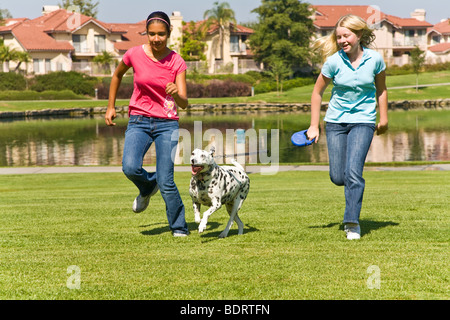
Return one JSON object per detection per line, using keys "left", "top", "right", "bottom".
{"left": 210, "top": 146, "right": 216, "bottom": 156}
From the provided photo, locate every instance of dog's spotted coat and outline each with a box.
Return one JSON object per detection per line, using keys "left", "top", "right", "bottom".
{"left": 189, "top": 148, "right": 250, "bottom": 238}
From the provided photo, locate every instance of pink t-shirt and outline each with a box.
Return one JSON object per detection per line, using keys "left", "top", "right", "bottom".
{"left": 122, "top": 45, "right": 187, "bottom": 120}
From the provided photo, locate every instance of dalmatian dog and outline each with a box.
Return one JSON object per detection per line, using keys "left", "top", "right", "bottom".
{"left": 189, "top": 147, "right": 250, "bottom": 238}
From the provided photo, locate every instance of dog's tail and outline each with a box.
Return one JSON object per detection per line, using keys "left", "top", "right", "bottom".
{"left": 231, "top": 159, "right": 246, "bottom": 172}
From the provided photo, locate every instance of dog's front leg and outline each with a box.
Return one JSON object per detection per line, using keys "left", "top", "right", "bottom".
{"left": 193, "top": 202, "right": 201, "bottom": 224}
{"left": 198, "top": 199, "right": 222, "bottom": 233}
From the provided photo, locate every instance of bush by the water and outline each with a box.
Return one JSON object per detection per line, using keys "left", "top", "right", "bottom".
{"left": 0, "top": 90, "right": 87, "bottom": 100}
{"left": 30, "top": 71, "right": 98, "bottom": 96}
{"left": 0, "top": 73, "right": 27, "bottom": 91}
{"left": 187, "top": 80, "right": 251, "bottom": 98}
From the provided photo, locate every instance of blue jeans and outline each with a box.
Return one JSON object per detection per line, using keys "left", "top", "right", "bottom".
{"left": 122, "top": 115, "right": 188, "bottom": 234}
{"left": 326, "top": 122, "right": 375, "bottom": 225}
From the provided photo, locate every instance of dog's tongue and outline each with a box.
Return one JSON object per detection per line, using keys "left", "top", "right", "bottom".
{"left": 191, "top": 165, "right": 204, "bottom": 175}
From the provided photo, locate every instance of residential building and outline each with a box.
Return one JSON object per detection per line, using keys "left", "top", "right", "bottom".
{"left": 182, "top": 20, "right": 255, "bottom": 74}
{"left": 310, "top": 5, "right": 439, "bottom": 66}
{"left": 427, "top": 19, "right": 450, "bottom": 63}
{"left": 0, "top": 5, "right": 448, "bottom": 75}
{"left": 0, "top": 6, "right": 182, "bottom": 75}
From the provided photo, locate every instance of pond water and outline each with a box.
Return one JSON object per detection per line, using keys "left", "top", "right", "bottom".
{"left": 0, "top": 110, "right": 449, "bottom": 167}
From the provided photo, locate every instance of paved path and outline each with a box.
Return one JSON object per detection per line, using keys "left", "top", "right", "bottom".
{"left": 0, "top": 164, "right": 449, "bottom": 175}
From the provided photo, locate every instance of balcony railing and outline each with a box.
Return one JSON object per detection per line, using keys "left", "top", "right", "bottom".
{"left": 393, "top": 37, "right": 426, "bottom": 47}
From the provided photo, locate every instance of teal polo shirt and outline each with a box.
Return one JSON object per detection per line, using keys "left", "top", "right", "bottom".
{"left": 321, "top": 47, "right": 386, "bottom": 124}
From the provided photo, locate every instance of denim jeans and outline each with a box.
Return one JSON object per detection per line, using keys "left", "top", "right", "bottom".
{"left": 325, "top": 122, "right": 375, "bottom": 225}
{"left": 122, "top": 115, "right": 188, "bottom": 234}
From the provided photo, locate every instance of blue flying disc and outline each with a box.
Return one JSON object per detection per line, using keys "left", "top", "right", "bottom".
{"left": 291, "top": 130, "right": 315, "bottom": 147}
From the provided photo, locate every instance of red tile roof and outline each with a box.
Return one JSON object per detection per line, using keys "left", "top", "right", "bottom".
{"left": 12, "top": 21, "right": 74, "bottom": 52}
{"left": 0, "top": 9, "right": 131, "bottom": 52}
{"left": 183, "top": 20, "right": 253, "bottom": 35}
{"left": 107, "top": 21, "right": 147, "bottom": 52}
{"left": 428, "top": 42, "right": 450, "bottom": 53}
{"left": 428, "top": 19, "right": 450, "bottom": 35}
{"left": 312, "top": 5, "right": 433, "bottom": 29}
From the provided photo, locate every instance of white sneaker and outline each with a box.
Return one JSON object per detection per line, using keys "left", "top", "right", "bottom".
{"left": 173, "top": 232, "right": 189, "bottom": 237}
{"left": 132, "top": 185, "right": 159, "bottom": 213}
{"left": 344, "top": 223, "right": 361, "bottom": 240}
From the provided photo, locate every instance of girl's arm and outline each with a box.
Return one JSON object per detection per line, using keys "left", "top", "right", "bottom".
{"left": 105, "top": 61, "right": 130, "bottom": 126}
{"left": 375, "top": 70, "right": 389, "bottom": 135}
{"left": 307, "top": 73, "right": 331, "bottom": 143}
{"left": 166, "top": 71, "right": 188, "bottom": 109}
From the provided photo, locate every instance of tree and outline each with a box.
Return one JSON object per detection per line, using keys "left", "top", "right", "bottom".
{"left": 249, "top": 0, "right": 314, "bottom": 72}
{"left": 267, "top": 58, "right": 292, "bottom": 95}
{"left": 93, "top": 51, "right": 114, "bottom": 75}
{"left": 204, "top": 1, "right": 236, "bottom": 61}
{"left": 180, "top": 21, "right": 207, "bottom": 62}
{"left": 0, "top": 40, "right": 19, "bottom": 72}
{"left": 59, "top": 0, "right": 99, "bottom": 18}
{"left": 410, "top": 46, "right": 426, "bottom": 92}
{"left": 0, "top": 8, "right": 12, "bottom": 25}
{"left": 14, "top": 51, "right": 31, "bottom": 73}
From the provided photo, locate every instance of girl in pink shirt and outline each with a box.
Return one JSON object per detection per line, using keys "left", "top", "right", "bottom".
{"left": 105, "top": 11, "right": 189, "bottom": 237}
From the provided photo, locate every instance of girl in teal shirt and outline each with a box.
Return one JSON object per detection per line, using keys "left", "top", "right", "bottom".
{"left": 307, "top": 14, "right": 389, "bottom": 240}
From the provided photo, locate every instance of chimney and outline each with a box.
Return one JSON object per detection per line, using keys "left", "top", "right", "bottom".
{"left": 42, "top": 5, "right": 60, "bottom": 15}
{"left": 170, "top": 11, "right": 183, "bottom": 53}
{"left": 410, "top": 9, "right": 426, "bottom": 21}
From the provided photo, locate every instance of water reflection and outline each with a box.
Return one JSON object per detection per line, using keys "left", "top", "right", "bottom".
{"left": 0, "top": 111, "right": 448, "bottom": 167}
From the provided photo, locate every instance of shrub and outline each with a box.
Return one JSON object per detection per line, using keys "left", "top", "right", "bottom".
{"left": 0, "top": 90, "right": 87, "bottom": 100}
{"left": 205, "top": 80, "right": 251, "bottom": 98}
{"left": 254, "top": 77, "right": 314, "bottom": 94}
{"left": 186, "top": 81, "right": 206, "bottom": 98}
{"left": 0, "top": 72, "right": 27, "bottom": 91}
{"left": 187, "top": 80, "right": 251, "bottom": 98}
{"left": 95, "top": 82, "right": 134, "bottom": 100}
{"left": 30, "top": 71, "right": 98, "bottom": 96}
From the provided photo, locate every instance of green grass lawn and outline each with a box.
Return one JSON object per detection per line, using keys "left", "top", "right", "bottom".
{"left": 0, "top": 71, "right": 448, "bottom": 112}
{"left": 0, "top": 171, "right": 448, "bottom": 300}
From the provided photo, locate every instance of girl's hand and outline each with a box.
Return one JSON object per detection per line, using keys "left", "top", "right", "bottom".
{"left": 166, "top": 82, "right": 178, "bottom": 97}
{"left": 376, "top": 121, "right": 389, "bottom": 135}
{"left": 105, "top": 107, "right": 117, "bottom": 126}
{"left": 306, "top": 126, "right": 320, "bottom": 143}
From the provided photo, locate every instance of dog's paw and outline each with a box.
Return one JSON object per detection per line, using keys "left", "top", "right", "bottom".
{"left": 218, "top": 231, "right": 228, "bottom": 238}
{"left": 198, "top": 222, "right": 207, "bottom": 233}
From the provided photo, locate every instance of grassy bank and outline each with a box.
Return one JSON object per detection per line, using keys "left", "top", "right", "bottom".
{"left": 0, "top": 171, "right": 448, "bottom": 300}
{"left": 0, "top": 71, "right": 448, "bottom": 112}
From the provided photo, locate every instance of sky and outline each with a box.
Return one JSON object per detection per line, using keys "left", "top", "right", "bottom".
{"left": 3, "top": 0, "right": 449, "bottom": 24}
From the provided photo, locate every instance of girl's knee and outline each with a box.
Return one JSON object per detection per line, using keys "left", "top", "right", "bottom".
{"left": 330, "top": 174, "right": 345, "bottom": 186}
{"left": 122, "top": 162, "right": 141, "bottom": 178}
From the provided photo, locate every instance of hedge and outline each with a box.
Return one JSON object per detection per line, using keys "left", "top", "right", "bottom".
{"left": 0, "top": 73, "right": 27, "bottom": 91}
{"left": 0, "top": 90, "right": 88, "bottom": 100}
{"left": 30, "top": 71, "right": 98, "bottom": 96}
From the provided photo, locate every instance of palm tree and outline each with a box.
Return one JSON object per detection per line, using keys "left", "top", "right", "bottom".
{"left": 0, "top": 42, "right": 18, "bottom": 72}
{"left": 93, "top": 51, "right": 114, "bottom": 75}
{"left": 203, "top": 1, "right": 236, "bottom": 61}
{"left": 14, "top": 51, "right": 31, "bottom": 73}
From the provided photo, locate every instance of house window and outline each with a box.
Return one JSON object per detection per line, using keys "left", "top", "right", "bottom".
{"left": 45, "top": 59, "right": 52, "bottom": 73}
{"left": 33, "top": 59, "right": 42, "bottom": 74}
{"left": 230, "top": 36, "right": 240, "bottom": 53}
{"left": 94, "top": 35, "right": 106, "bottom": 53}
{"left": 73, "top": 34, "right": 88, "bottom": 53}
{"left": 432, "top": 35, "right": 441, "bottom": 44}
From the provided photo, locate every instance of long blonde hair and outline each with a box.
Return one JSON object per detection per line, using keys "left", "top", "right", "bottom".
{"left": 314, "top": 14, "right": 376, "bottom": 61}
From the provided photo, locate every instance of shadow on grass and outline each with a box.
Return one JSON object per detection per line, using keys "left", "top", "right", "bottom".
{"left": 308, "top": 220, "right": 399, "bottom": 238}
{"left": 139, "top": 222, "right": 259, "bottom": 239}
